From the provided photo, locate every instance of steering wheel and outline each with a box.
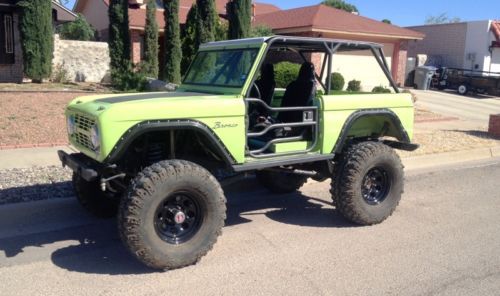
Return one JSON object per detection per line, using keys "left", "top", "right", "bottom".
{"left": 251, "top": 82, "right": 262, "bottom": 100}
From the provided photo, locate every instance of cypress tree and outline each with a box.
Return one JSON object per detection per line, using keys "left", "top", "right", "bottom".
{"left": 227, "top": 0, "right": 251, "bottom": 39}
{"left": 196, "top": 0, "right": 218, "bottom": 43}
{"left": 108, "top": 0, "right": 132, "bottom": 87}
{"left": 163, "top": 0, "right": 182, "bottom": 84}
{"left": 181, "top": 4, "right": 199, "bottom": 75}
{"left": 142, "top": 0, "right": 159, "bottom": 78}
{"left": 18, "top": 0, "right": 53, "bottom": 83}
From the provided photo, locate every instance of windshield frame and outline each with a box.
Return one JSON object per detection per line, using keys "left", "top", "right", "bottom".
{"left": 182, "top": 48, "right": 259, "bottom": 89}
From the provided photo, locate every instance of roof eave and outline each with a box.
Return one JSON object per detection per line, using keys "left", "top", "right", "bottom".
{"left": 271, "top": 26, "right": 424, "bottom": 41}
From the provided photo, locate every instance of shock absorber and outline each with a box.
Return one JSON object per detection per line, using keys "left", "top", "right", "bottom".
{"left": 147, "top": 142, "right": 164, "bottom": 165}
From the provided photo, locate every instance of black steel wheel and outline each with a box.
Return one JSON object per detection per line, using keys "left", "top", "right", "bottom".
{"left": 333, "top": 141, "right": 404, "bottom": 225}
{"left": 361, "top": 167, "right": 391, "bottom": 205}
{"left": 154, "top": 191, "right": 204, "bottom": 244}
{"left": 118, "top": 160, "right": 226, "bottom": 270}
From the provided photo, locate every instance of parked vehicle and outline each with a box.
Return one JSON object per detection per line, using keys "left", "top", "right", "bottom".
{"left": 58, "top": 36, "right": 418, "bottom": 270}
{"left": 432, "top": 67, "right": 500, "bottom": 95}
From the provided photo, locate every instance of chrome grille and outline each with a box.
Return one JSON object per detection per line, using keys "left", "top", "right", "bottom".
{"left": 74, "top": 113, "right": 95, "bottom": 131}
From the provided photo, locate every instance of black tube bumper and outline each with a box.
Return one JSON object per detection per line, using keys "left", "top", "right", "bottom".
{"left": 57, "top": 150, "right": 99, "bottom": 181}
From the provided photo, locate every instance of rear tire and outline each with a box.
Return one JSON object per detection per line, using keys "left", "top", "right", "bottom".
{"left": 118, "top": 160, "right": 226, "bottom": 270}
{"left": 333, "top": 142, "right": 404, "bottom": 225}
{"left": 72, "top": 173, "right": 120, "bottom": 218}
{"left": 458, "top": 84, "right": 469, "bottom": 95}
{"left": 256, "top": 170, "right": 307, "bottom": 194}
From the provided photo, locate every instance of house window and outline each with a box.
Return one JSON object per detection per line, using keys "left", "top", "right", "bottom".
{"left": 0, "top": 12, "right": 15, "bottom": 64}
{"left": 4, "top": 15, "right": 13, "bottom": 54}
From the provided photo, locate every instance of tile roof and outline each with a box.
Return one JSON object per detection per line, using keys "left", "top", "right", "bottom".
{"left": 492, "top": 21, "right": 500, "bottom": 41}
{"left": 254, "top": 4, "right": 424, "bottom": 40}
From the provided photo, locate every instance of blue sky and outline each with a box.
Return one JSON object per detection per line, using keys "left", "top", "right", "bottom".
{"left": 65, "top": 0, "right": 499, "bottom": 27}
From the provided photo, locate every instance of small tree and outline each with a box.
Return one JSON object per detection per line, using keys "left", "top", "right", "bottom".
{"left": 425, "top": 13, "right": 461, "bottom": 24}
{"left": 227, "top": 0, "right": 251, "bottom": 39}
{"left": 142, "top": 0, "right": 159, "bottom": 78}
{"left": 197, "top": 0, "right": 218, "bottom": 43}
{"left": 163, "top": 0, "right": 182, "bottom": 83}
{"left": 382, "top": 19, "right": 392, "bottom": 24}
{"left": 108, "top": 0, "right": 132, "bottom": 88}
{"left": 250, "top": 25, "right": 273, "bottom": 37}
{"left": 181, "top": 4, "right": 198, "bottom": 75}
{"left": 58, "top": 14, "right": 96, "bottom": 41}
{"left": 18, "top": 0, "right": 54, "bottom": 83}
{"left": 322, "top": 0, "right": 358, "bottom": 13}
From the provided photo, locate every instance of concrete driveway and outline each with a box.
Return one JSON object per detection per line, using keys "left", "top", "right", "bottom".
{"left": 413, "top": 89, "right": 500, "bottom": 129}
{"left": 1, "top": 159, "right": 500, "bottom": 295}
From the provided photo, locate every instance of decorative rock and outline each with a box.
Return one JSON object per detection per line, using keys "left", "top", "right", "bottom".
{"left": 145, "top": 78, "right": 178, "bottom": 92}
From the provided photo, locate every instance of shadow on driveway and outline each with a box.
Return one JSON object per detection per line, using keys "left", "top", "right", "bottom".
{"left": 0, "top": 178, "right": 355, "bottom": 275}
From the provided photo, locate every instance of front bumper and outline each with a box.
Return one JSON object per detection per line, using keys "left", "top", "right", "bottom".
{"left": 58, "top": 150, "right": 99, "bottom": 181}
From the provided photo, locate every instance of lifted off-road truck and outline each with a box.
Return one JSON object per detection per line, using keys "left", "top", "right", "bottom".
{"left": 58, "top": 36, "right": 417, "bottom": 270}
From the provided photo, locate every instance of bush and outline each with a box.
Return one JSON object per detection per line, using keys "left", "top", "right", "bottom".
{"left": 112, "top": 70, "right": 147, "bottom": 91}
{"left": 51, "top": 63, "right": 71, "bottom": 83}
{"left": 347, "top": 79, "right": 361, "bottom": 92}
{"left": 58, "top": 14, "right": 96, "bottom": 41}
{"left": 330, "top": 72, "right": 345, "bottom": 90}
{"left": 274, "top": 62, "right": 301, "bottom": 88}
{"left": 372, "top": 86, "right": 391, "bottom": 93}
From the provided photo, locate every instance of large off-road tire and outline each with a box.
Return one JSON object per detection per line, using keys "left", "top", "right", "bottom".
{"left": 72, "top": 173, "right": 120, "bottom": 218}
{"left": 332, "top": 142, "right": 404, "bottom": 225}
{"left": 255, "top": 170, "right": 307, "bottom": 194}
{"left": 118, "top": 160, "right": 226, "bottom": 270}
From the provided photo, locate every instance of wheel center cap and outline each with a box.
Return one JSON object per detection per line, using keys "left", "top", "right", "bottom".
{"left": 174, "top": 211, "right": 186, "bottom": 224}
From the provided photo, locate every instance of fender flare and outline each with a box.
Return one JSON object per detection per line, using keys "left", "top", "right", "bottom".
{"left": 332, "top": 109, "right": 411, "bottom": 153}
{"left": 103, "top": 119, "right": 237, "bottom": 165}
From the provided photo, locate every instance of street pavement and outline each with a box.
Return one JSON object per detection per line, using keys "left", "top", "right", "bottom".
{"left": 0, "top": 158, "right": 499, "bottom": 296}
{"left": 413, "top": 89, "right": 500, "bottom": 129}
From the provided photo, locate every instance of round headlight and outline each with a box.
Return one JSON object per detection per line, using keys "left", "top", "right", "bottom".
{"left": 67, "top": 115, "right": 76, "bottom": 135}
{"left": 90, "top": 124, "right": 100, "bottom": 151}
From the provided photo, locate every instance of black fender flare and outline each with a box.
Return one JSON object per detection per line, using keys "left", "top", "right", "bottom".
{"left": 103, "top": 119, "right": 237, "bottom": 165}
{"left": 332, "top": 109, "right": 411, "bottom": 153}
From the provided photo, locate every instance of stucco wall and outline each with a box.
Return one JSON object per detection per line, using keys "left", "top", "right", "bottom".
{"left": 52, "top": 35, "right": 110, "bottom": 83}
{"left": 79, "top": 0, "right": 109, "bottom": 40}
{"left": 464, "top": 20, "right": 492, "bottom": 72}
{"left": 0, "top": 14, "right": 23, "bottom": 83}
{"left": 332, "top": 43, "right": 394, "bottom": 92}
{"left": 407, "top": 23, "right": 467, "bottom": 68}
{"left": 491, "top": 48, "right": 500, "bottom": 73}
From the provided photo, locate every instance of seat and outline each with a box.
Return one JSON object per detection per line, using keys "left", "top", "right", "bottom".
{"left": 255, "top": 63, "right": 276, "bottom": 107}
{"left": 278, "top": 62, "right": 317, "bottom": 123}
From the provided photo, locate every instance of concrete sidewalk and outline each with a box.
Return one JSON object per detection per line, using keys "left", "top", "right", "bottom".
{"left": 1, "top": 144, "right": 499, "bottom": 172}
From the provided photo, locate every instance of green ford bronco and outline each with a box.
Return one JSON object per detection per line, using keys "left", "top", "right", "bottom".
{"left": 58, "top": 36, "right": 418, "bottom": 270}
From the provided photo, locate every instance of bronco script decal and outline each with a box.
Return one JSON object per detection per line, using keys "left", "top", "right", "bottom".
{"left": 212, "top": 122, "right": 238, "bottom": 129}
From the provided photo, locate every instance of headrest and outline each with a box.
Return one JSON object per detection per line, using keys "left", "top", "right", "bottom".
{"left": 298, "top": 62, "right": 315, "bottom": 82}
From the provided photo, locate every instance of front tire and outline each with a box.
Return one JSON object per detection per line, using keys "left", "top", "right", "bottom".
{"left": 333, "top": 142, "right": 404, "bottom": 225}
{"left": 256, "top": 170, "right": 307, "bottom": 194}
{"left": 458, "top": 84, "right": 469, "bottom": 95}
{"left": 72, "top": 173, "right": 120, "bottom": 218}
{"left": 118, "top": 160, "right": 226, "bottom": 270}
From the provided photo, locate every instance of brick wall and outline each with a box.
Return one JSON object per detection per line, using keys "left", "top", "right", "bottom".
{"left": 489, "top": 114, "right": 500, "bottom": 137}
{"left": 131, "top": 30, "right": 142, "bottom": 65}
{"left": 396, "top": 41, "right": 408, "bottom": 86}
{"left": 0, "top": 14, "right": 23, "bottom": 83}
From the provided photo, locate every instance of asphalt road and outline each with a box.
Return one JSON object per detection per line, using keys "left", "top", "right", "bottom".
{"left": 0, "top": 160, "right": 499, "bottom": 296}
{"left": 413, "top": 89, "right": 500, "bottom": 128}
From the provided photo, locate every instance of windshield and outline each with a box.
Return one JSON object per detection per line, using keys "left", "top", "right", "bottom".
{"left": 183, "top": 49, "right": 258, "bottom": 88}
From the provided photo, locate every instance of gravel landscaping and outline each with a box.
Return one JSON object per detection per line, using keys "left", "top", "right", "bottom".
{"left": 0, "top": 166, "right": 73, "bottom": 205}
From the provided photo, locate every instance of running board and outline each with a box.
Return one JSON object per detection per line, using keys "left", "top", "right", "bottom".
{"left": 232, "top": 154, "right": 335, "bottom": 172}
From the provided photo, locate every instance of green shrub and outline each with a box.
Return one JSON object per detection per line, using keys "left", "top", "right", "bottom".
{"left": 372, "top": 86, "right": 391, "bottom": 93}
{"left": 58, "top": 14, "right": 96, "bottom": 41}
{"left": 347, "top": 79, "right": 361, "bottom": 92}
{"left": 112, "top": 70, "right": 147, "bottom": 91}
{"left": 330, "top": 72, "right": 345, "bottom": 90}
{"left": 274, "top": 62, "right": 301, "bottom": 88}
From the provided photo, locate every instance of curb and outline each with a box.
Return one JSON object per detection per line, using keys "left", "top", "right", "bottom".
{"left": 0, "top": 142, "right": 68, "bottom": 150}
{"left": 402, "top": 146, "right": 500, "bottom": 171}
